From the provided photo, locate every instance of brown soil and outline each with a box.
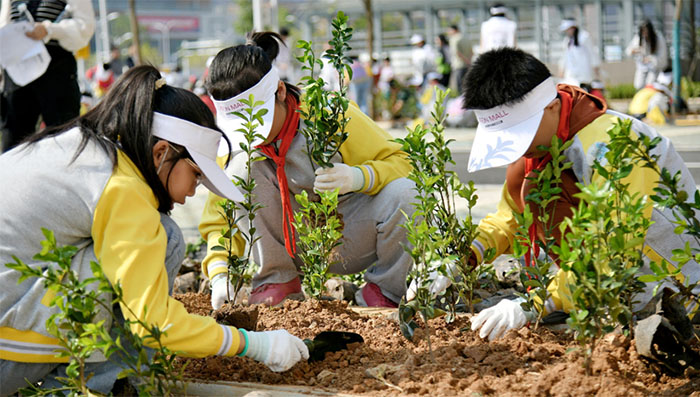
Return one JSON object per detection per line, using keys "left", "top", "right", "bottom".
{"left": 173, "top": 293, "right": 700, "bottom": 396}
{"left": 212, "top": 303, "right": 259, "bottom": 331}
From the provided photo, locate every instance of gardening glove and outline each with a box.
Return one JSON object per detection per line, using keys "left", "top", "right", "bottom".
{"left": 314, "top": 163, "right": 364, "bottom": 195}
{"left": 406, "top": 260, "right": 458, "bottom": 301}
{"left": 243, "top": 329, "right": 310, "bottom": 372}
{"left": 210, "top": 272, "right": 236, "bottom": 310}
{"left": 470, "top": 297, "right": 536, "bottom": 341}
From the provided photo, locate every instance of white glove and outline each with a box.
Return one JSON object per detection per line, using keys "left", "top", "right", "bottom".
{"left": 243, "top": 329, "right": 310, "bottom": 372}
{"left": 406, "top": 260, "right": 458, "bottom": 301}
{"left": 470, "top": 298, "right": 536, "bottom": 341}
{"left": 313, "top": 163, "right": 364, "bottom": 195}
{"left": 210, "top": 273, "right": 237, "bottom": 310}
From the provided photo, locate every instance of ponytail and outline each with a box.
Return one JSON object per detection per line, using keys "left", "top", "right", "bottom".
{"left": 208, "top": 30, "right": 300, "bottom": 101}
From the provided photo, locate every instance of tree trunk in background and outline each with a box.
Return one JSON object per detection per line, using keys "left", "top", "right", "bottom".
{"left": 363, "top": 0, "right": 375, "bottom": 119}
{"left": 128, "top": 0, "right": 142, "bottom": 65}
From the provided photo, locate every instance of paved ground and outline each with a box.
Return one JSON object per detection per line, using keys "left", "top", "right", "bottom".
{"left": 171, "top": 122, "right": 700, "bottom": 243}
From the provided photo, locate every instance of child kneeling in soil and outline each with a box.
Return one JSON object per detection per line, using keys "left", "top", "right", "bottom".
{"left": 461, "top": 48, "right": 699, "bottom": 340}
{"left": 200, "top": 32, "right": 416, "bottom": 309}
{"left": 0, "top": 66, "right": 308, "bottom": 396}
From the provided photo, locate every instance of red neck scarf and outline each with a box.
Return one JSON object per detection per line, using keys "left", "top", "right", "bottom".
{"left": 257, "top": 95, "right": 300, "bottom": 257}
{"left": 523, "top": 89, "right": 573, "bottom": 269}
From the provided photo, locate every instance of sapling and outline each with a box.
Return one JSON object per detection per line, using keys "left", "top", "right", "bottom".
{"left": 394, "top": 88, "right": 490, "bottom": 323}
{"left": 399, "top": 212, "right": 451, "bottom": 361}
{"left": 292, "top": 189, "right": 344, "bottom": 298}
{"left": 6, "top": 229, "right": 184, "bottom": 396}
{"left": 296, "top": 11, "right": 353, "bottom": 169}
{"left": 292, "top": 11, "right": 354, "bottom": 298}
{"left": 556, "top": 120, "right": 650, "bottom": 374}
{"left": 212, "top": 95, "right": 266, "bottom": 304}
{"left": 603, "top": 122, "right": 700, "bottom": 315}
{"left": 512, "top": 136, "right": 573, "bottom": 328}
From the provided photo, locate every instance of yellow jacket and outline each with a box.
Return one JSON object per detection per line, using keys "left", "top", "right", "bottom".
{"left": 199, "top": 101, "right": 411, "bottom": 279}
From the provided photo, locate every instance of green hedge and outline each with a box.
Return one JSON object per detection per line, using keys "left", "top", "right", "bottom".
{"left": 606, "top": 84, "right": 637, "bottom": 99}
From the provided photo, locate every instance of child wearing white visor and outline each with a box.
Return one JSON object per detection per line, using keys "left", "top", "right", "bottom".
{"left": 201, "top": 31, "right": 415, "bottom": 309}
{"left": 0, "top": 65, "right": 307, "bottom": 395}
{"left": 455, "top": 48, "right": 698, "bottom": 342}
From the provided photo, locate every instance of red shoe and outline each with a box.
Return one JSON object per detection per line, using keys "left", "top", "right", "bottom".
{"left": 248, "top": 277, "right": 304, "bottom": 306}
{"left": 355, "top": 282, "right": 398, "bottom": 308}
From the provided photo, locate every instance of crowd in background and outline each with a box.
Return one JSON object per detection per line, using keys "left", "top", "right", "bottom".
{"left": 4, "top": 1, "right": 677, "bottom": 156}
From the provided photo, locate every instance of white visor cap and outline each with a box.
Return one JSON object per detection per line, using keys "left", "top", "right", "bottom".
{"left": 212, "top": 66, "right": 280, "bottom": 156}
{"left": 559, "top": 19, "right": 577, "bottom": 32}
{"left": 152, "top": 112, "right": 244, "bottom": 202}
{"left": 467, "top": 77, "right": 557, "bottom": 172}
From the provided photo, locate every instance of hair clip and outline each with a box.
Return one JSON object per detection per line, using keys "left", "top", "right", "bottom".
{"left": 155, "top": 77, "right": 166, "bottom": 90}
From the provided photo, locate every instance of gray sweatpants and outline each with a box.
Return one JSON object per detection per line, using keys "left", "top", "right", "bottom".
{"left": 0, "top": 214, "right": 185, "bottom": 397}
{"left": 231, "top": 140, "right": 416, "bottom": 303}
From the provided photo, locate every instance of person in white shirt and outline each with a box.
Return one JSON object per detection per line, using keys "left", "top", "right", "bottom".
{"left": 409, "top": 33, "right": 436, "bottom": 88}
{"left": 558, "top": 18, "right": 600, "bottom": 90}
{"left": 625, "top": 19, "right": 668, "bottom": 90}
{"left": 479, "top": 3, "right": 517, "bottom": 54}
{"left": 0, "top": 0, "right": 95, "bottom": 152}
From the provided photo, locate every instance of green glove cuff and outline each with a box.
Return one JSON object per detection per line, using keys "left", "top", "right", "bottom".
{"left": 237, "top": 328, "right": 250, "bottom": 357}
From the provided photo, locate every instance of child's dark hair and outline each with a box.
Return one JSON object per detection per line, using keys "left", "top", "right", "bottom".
{"left": 206, "top": 31, "right": 301, "bottom": 101}
{"left": 462, "top": 47, "right": 551, "bottom": 110}
{"left": 26, "top": 65, "right": 231, "bottom": 213}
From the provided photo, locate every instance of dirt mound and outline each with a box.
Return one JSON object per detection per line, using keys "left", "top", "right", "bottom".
{"left": 174, "top": 293, "right": 700, "bottom": 396}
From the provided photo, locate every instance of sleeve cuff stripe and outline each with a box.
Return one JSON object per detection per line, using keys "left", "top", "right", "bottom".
{"left": 207, "top": 262, "right": 228, "bottom": 275}
{"left": 362, "top": 165, "right": 375, "bottom": 192}
{"left": 471, "top": 240, "right": 485, "bottom": 261}
{"left": 217, "top": 325, "right": 232, "bottom": 356}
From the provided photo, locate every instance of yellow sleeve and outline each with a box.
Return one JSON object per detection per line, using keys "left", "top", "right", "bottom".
{"left": 199, "top": 189, "right": 246, "bottom": 280}
{"left": 470, "top": 183, "right": 520, "bottom": 263}
{"left": 337, "top": 102, "right": 412, "bottom": 195}
{"left": 92, "top": 155, "right": 240, "bottom": 358}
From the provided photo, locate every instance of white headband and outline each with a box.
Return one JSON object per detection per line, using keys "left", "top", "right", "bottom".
{"left": 490, "top": 6, "right": 507, "bottom": 15}
{"left": 151, "top": 112, "right": 243, "bottom": 201}
{"left": 474, "top": 77, "right": 557, "bottom": 132}
{"left": 211, "top": 66, "right": 280, "bottom": 154}
{"left": 212, "top": 66, "right": 279, "bottom": 121}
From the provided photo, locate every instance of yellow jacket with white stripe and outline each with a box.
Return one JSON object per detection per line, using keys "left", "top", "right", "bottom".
{"left": 470, "top": 111, "right": 700, "bottom": 314}
{"left": 0, "top": 128, "right": 240, "bottom": 363}
{"left": 199, "top": 101, "right": 411, "bottom": 280}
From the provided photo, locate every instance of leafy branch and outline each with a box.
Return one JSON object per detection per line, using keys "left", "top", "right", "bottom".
{"left": 213, "top": 95, "right": 266, "bottom": 304}
{"left": 6, "top": 229, "right": 184, "bottom": 396}
{"left": 295, "top": 11, "right": 353, "bottom": 169}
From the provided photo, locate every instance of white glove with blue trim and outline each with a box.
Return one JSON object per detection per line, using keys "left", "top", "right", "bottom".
{"left": 314, "top": 163, "right": 364, "bottom": 195}
{"left": 244, "top": 329, "right": 309, "bottom": 372}
{"left": 470, "top": 298, "right": 536, "bottom": 341}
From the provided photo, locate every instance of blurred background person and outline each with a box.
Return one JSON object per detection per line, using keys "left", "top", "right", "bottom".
{"left": 0, "top": 0, "right": 95, "bottom": 153}
{"left": 446, "top": 24, "right": 472, "bottom": 94}
{"left": 558, "top": 17, "right": 600, "bottom": 91}
{"left": 434, "top": 33, "right": 451, "bottom": 88}
{"left": 349, "top": 53, "right": 371, "bottom": 114}
{"left": 375, "top": 56, "right": 395, "bottom": 120}
{"left": 108, "top": 44, "right": 125, "bottom": 78}
{"left": 409, "top": 33, "right": 436, "bottom": 88}
{"left": 626, "top": 19, "right": 668, "bottom": 90}
{"left": 273, "top": 27, "right": 295, "bottom": 83}
{"left": 479, "top": 3, "right": 517, "bottom": 54}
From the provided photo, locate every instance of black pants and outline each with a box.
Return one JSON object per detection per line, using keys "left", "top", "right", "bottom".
{"left": 1, "top": 45, "right": 80, "bottom": 153}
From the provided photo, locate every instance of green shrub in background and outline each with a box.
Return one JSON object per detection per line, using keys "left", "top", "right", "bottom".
{"left": 606, "top": 84, "right": 637, "bottom": 99}
{"left": 681, "top": 77, "right": 700, "bottom": 99}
